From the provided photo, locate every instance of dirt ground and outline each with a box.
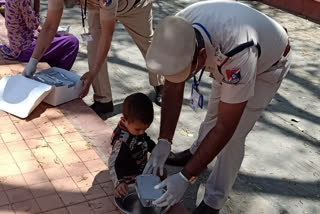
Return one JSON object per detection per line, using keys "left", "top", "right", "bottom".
{"left": 36, "top": 0, "right": 320, "bottom": 213}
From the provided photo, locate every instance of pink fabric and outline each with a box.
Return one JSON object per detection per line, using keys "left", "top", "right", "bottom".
{"left": 0, "top": 0, "right": 40, "bottom": 59}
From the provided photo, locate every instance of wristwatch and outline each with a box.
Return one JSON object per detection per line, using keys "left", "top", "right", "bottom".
{"left": 180, "top": 168, "right": 196, "bottom": 184}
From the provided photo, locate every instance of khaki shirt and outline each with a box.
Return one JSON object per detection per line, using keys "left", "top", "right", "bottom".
{"left": 82, "top": 0, "right": 141, "bottom": 19}
{"left": 100, "top": 0, "right": 140, "bottom": 20}
{"left": 86, "top": 0, "right": 99, "bottom": 9}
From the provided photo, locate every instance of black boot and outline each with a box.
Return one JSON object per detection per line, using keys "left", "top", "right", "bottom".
{"left": 193, "top": 201, "right": 220, "bottom": 214}
{"left": 154, "top": 85, "right": 163, "bottom": 106}
{"left": 90, "top": 101, "right": 114, "bottom": 114}
{"left": 165, "top": 149, "right": 192, "bottom": 166}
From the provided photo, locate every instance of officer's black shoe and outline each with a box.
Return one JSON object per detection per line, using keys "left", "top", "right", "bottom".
{"left": 193, "top": 201, "right": 220, "bottom": 214}
{"left": 154, "top": 85, "right": 163, "bottom": 106}
{"left": 165, "top": 149, "right": 192, "bottom": 166}
{"left": 90, "top": 101, "right": 114, "bottom": 114}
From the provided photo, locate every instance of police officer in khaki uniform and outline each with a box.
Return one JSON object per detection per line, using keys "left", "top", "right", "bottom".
{"left": 80, "top": 0, "right": 164, "bottom": 113}
{"left": 143, "top": 1, "right": 292, "bottom": 213}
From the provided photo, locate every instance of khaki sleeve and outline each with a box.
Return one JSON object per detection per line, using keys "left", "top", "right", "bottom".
{"left": 99, "top": 0, "right": 118, "bottom": 20}
{"left": 82, "top": 0, "right": 100, "bottom": 10}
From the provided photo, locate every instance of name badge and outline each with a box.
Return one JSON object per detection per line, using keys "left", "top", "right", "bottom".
{"left": 190, "top": 83, "right": 204, "bottom": 112}
{"left": 81, "top": 33, "right": 93, "bottom": 42}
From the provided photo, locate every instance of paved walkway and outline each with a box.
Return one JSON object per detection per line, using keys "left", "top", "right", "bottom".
{"left": 0, "top": 107, "right": 116, "bottom": 214}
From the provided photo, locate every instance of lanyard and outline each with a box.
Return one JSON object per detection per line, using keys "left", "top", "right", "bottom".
{"left": 191, "top": 23, "right": 211, "bottom": 88}
{"left": 80, "top": 0, "right": 87, "bottom": 32}
{"left": 193, "top": 67, "right": 205, "bottom": 88}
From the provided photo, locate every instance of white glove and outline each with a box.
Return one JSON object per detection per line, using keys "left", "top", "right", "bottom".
{"left": 153, "top": 172, "right": 189, "bottom": 207}
{"left": 143, "top": 139, "right": 171, "bottom": 176}
{"left": 22, "top": 58, "right": 38, "bottom": 78}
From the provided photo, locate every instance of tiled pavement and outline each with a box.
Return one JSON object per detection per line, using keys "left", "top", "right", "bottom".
{"left": 0, "top": 107, "right": 121, "bottom": 214}
{"left": 0, "top": 64, "right": 121, "bottom": 213}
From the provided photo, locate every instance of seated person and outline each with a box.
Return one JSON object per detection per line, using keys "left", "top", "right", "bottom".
{"left": 0, "top": 0, "right": 79, "bottom": 70}
{"left": 108, "top": 93, "right": 158, "bottom": 198}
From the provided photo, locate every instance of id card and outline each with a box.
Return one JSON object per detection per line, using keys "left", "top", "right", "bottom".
{"left": 190, "top": 84, "right": 204, "bottom": 112}
{"left": 81, "top": 33, "right": 93, "bottom": 42}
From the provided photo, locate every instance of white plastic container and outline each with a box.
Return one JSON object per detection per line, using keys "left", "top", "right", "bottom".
{"left": 39, "top": 67, "right": 82, "bottom": 106}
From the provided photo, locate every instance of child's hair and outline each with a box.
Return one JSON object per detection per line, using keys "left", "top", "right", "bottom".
{"left": 122, "top": 93, "right": 154, "bottom": 125}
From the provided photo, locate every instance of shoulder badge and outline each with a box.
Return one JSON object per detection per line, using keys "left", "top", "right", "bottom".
{"left": 226, "top": 69, "right": 241, "bottom": 84}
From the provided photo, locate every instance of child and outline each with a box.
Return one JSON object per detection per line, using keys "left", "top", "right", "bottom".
{"left": 0, "top": 0, "right": 79, "bottom": 70}
{"left": 108, "top": 93, "right": 156, "bottom": 198}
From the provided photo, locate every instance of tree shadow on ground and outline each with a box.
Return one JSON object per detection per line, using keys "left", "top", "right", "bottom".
{"left": 0, "top": 169, "right": 116, "bottom": 213}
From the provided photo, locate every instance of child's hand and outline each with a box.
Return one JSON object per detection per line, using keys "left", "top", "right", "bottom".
{"left": 114, "top": 183, "right": 128, "bottom": 198}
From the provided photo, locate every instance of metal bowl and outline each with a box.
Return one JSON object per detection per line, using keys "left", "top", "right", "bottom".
{"left": 114, "top": 192, "right": 169, "bottom": 214}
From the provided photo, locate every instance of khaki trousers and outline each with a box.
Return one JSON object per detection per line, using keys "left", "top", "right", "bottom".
{"left": 87, "top": 1, "right": 163, "bottom": 103}
{"left": 189, "top": 51, "right": 292, "bottom": 209}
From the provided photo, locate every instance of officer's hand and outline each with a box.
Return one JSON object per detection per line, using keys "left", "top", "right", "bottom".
{"left": 143, "top": 139, "right": 171, "bottom": 176}
{"left": 80, "top": 72, "right": 95, "bottom": 98}
{"left": 153, "top": 172, "right": 189, "bottom": 207}
{"left": 22, "top": 58, "right": 38, "bottom": 78}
